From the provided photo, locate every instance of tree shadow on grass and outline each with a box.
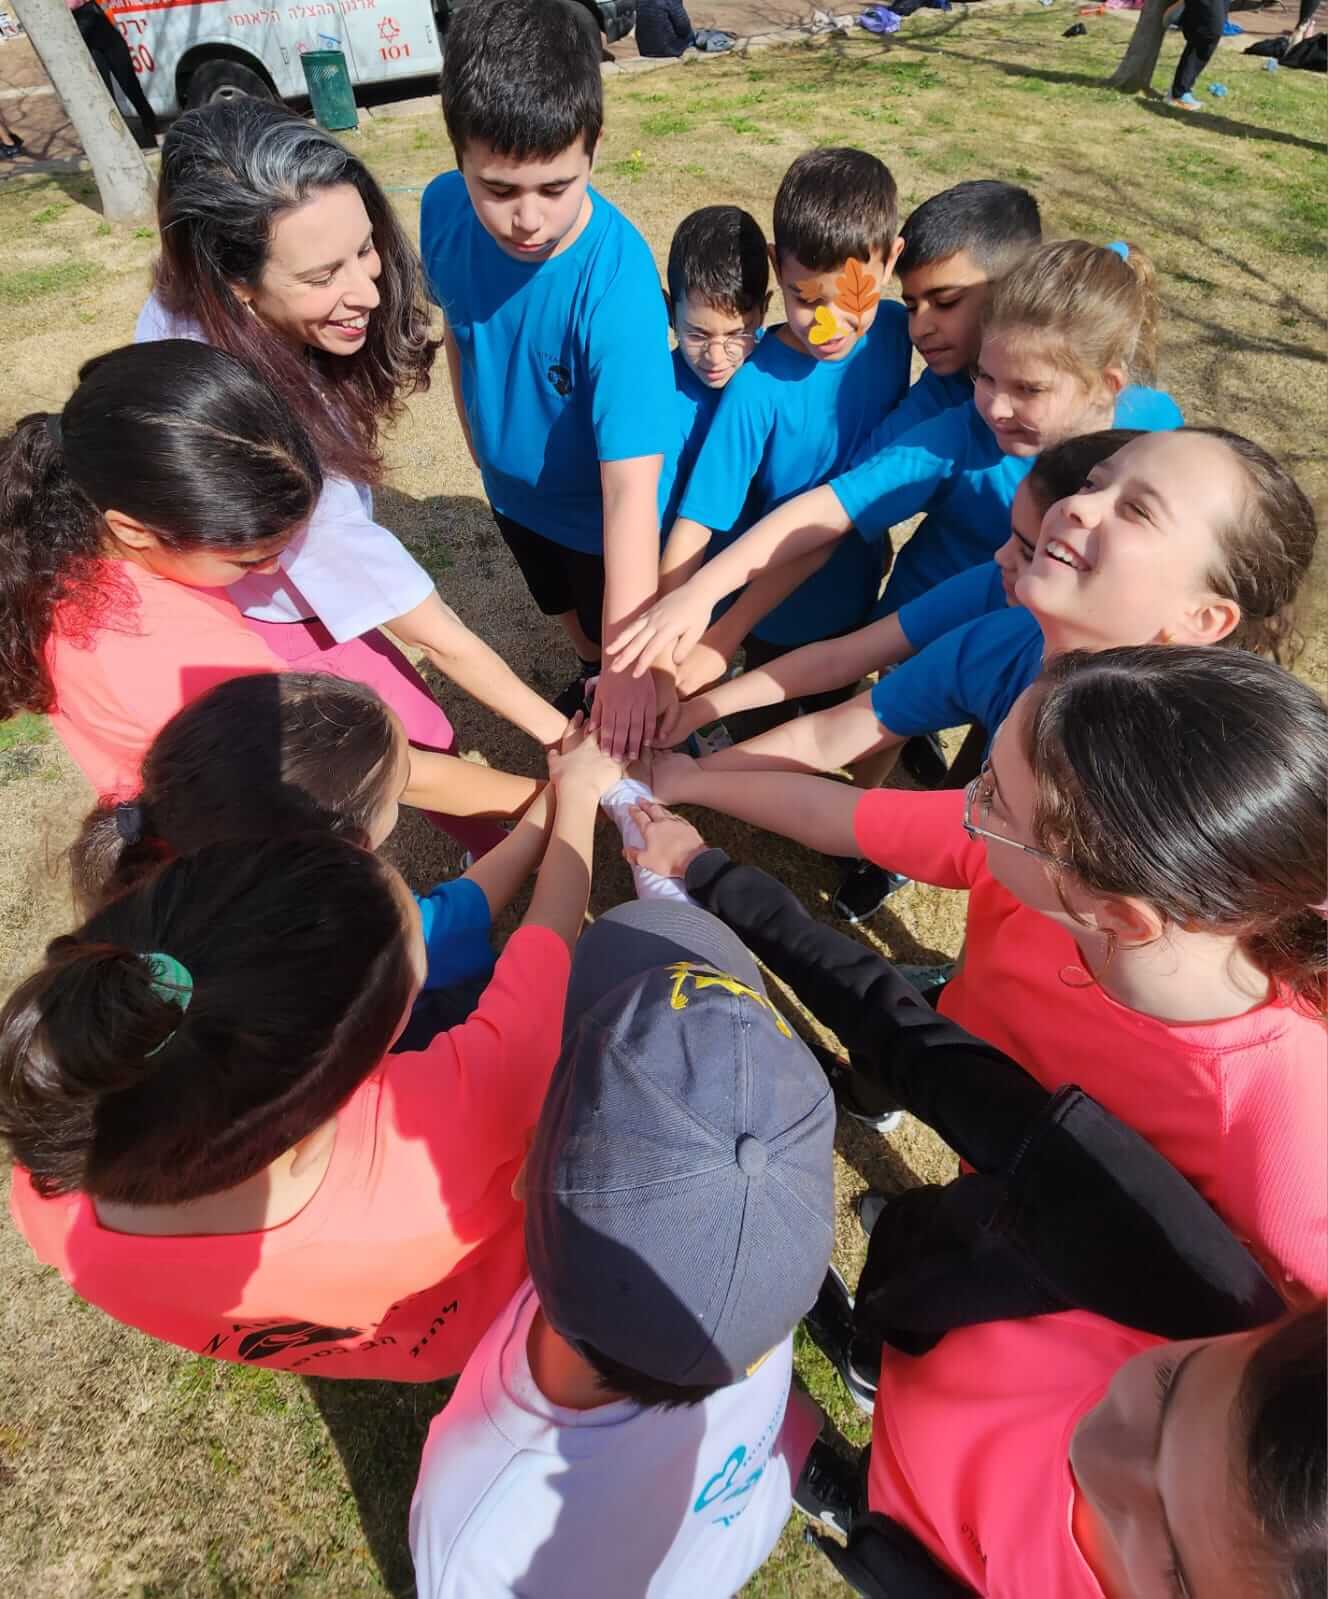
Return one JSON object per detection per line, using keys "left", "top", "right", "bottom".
{"left": 307, "top": 1374, "right": 457, "bottom": 1598}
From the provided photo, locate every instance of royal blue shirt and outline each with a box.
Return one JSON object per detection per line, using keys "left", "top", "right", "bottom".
{"left": 659, "top": 348, "right": 723, "bottom": 532}
{"left": 420, "top": 173, "right": 675, "bottom": 554}
{"left": 837, "top": 384, "right": 1183, "bottom": 611}
{"left": 897, "top": 560, "right": 1008, "bottom": 648}
{"left": 871, "top": 605, "right": 1044, "bottom": 745}
{"left": 414, "top": 877, "right": 494, "bottom": 992}
{"left": 677, "top": 305, "right": 914, "bottom": 647}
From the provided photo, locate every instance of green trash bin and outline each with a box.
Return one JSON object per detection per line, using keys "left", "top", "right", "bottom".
{"left": 301, "top": 49, "right": 358, "bottom": 133}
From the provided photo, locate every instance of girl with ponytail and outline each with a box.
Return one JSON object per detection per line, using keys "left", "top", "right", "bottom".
{"left": 0, "top": 341, "right": 539, "bottom": 829}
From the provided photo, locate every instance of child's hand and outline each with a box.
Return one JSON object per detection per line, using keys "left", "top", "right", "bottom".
{"left": 674, "top": 639, "right": 731, "bottom": 700}
{"left": 651, "top": 667, "right": 680, "bottom": 748}
{"left": 547, "top": 711, "right": 626, "bottom": 799}
{"left": 650, "top": 749, "right": 702, "bottom": 806}
{"left": 653, "top": 693, "right": 714, "bottom": 749}
{"left": 589, "top": 663, "right": 656, "bottom": 762}
{"left": 623, "top": 802, "right": 709, "bottom": 880}
{"left": 605, "top": 587, "right": 711, "bottom": 679}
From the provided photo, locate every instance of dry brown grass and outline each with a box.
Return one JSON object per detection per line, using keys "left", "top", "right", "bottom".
{"left": 0, "top": 10, "right": 1324, "bottom": 1594}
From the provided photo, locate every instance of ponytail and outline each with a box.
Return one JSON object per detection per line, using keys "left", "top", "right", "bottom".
{"left": 0, "top": 836, "right": 415, "bottom": 1204}
{"left": 983, "top": 238, "right": 1161, "bottom": 393}
{"left": 1025, "top": 646, "right": 1328, "bottom": 1012}
{"left": 0, "top": 341, "right": 321, "bottom": 722}
{"left": 0, "top": 413, "right": 105, "bottom": 718}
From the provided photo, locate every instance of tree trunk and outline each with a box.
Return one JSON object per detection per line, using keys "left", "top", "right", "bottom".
{"left": 10, "top": 0, "right": 154, "bottom": 222}
{"left": 1108, "top": 0, "right": 1182, "bottom": 92}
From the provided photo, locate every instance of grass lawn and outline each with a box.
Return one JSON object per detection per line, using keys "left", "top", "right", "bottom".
{"left": 0, "top": 7, "right": 1324, "bottom": 1594}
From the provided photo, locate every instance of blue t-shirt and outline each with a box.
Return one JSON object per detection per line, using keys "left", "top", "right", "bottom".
{"left": 862, "top": 365, "right": 973, "bottom": 458}
{"left": 838, "top": 384, "right": 1183, "bottom": 612}
{"left": 414, "top": 877, "right": 494, "bottom": 992}
{"left": 659, "top": 347, "right": 723, "bottom": 532}
{"left": 871, "top": 606, "right": 1044, "bottom": 745}
{"left": 420, "top": 173, "right": 675, "bottom": 554}
{"left": 897, "top": 561, "right": 1008, "bottom": 650}
{"left": 677, "top": 306, "right": 914, "bottom": 647}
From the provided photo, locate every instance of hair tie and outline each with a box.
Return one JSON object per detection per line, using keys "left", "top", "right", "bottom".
{"left": 114, "top": 802, "right": 145, "bottom": 845}
{"left": 1106, "top": 240, "right": 1130, "bottom": 262}
{"left": 142, "top": 952, "right": 194, "bottom": 1058}
{"left": 45, "top": 412, "right": 63, "bottom": 449}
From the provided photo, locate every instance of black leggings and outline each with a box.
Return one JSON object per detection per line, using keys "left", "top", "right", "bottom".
{"left": 1171, "top": 0, "right": 1225, "bottom": 97}
{"left": 74, "top": 2, "right": 158, "bottom": 134}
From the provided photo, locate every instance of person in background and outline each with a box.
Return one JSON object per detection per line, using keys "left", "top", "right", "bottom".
{"left": 67, "top": 0, "right": 158, "bottom": 147}
{"left": 1166, "top": 0, "right": 1226, "bottom": 108}
{"left": 636, "top": 0, "right": 695, "bottom": 57}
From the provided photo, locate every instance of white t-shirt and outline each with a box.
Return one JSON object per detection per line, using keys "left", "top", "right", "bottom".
{"left": 134, "top": 295, "right": 434, "bottom": 641}
{"left": 409, "top": 1280, "right": 820, "bottom": 1598}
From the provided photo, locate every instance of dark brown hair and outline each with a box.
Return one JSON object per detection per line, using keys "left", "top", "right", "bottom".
{"left": 154, "top": 98, "right": 438, "bottom": 486}
{"left": 667, "top": 205, "right": 770, "bottom": 319}
{"left": 898, "top": 179, "right": 1041, "bottom": 278}
{"left": 1026, "top": 428, "right": 1142, "bottom": 512}
{"left": 0, "top": 341, "right": 321, "bottom": 722}
{"left": 442, "top": 0, "right": 604, "bottom": 160}
{"left": 1024, "top": 646, "right": 1327, "bottom": 1012}
{"left": 0, "top": 837, "right": 415, "bottom": 1204}
{"left": 1236, "top": 1309, "right": 1327, "bottom": 1598}
{"left": 70, "top": 673, "right": 400, "bottom": 915}
{"left": 772, "top": 147, "right": 898, "bottom": 272}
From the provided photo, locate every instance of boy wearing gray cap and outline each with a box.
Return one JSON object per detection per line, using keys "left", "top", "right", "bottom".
{"left": 409, "top": 897, "right": 841, "bottom": 1597}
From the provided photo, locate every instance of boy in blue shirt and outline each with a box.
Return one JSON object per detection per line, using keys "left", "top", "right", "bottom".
{"left": 421, "top": 0, "right": 675, "bottom": 761}
{"left": 659, "top": 205, "right": 771, "bottom": 534}
{"left": 658, "top": 148, "right": 911, "bottom": 736}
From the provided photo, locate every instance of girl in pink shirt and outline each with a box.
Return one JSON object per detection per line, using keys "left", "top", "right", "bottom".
{"left": 1, "top": 718, "right": 622, "bottom": 1381}
{"left": 0, "top": 341, "right": 540, "bottom": 827}
{"left": 865, "top": 1306, "right": 1325, "bottom": 1596}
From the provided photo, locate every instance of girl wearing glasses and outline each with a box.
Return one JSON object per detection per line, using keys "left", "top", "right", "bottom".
{"left": 649, "top": 645, "right": 1328, "bottom": 1301}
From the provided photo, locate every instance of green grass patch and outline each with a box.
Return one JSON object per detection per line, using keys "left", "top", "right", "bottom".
{"left": 0, "top": 713, "right": 49, "bottom": 754}
{"left": 31, "top": 205, "right": 68, "bottom": 226}
{"left": 0, "top": 259, "right": 94, "bottom": 307}
{"left": 641, "top": 109, "right": 693, "bottom": 135}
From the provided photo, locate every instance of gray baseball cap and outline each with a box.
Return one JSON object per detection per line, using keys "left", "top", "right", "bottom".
{"left": 525, "top": 899, "right": 836, "bottom": 1388}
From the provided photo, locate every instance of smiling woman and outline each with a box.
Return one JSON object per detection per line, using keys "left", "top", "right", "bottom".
{"left": 136, "top": 100, "right": 569, "bottom": 854}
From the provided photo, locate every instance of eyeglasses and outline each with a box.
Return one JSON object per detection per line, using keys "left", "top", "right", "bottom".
{"left": 680, "top": 331, "right": 757, "bottom": 362}
{"left": 962, "top": 762, "right": 1067, "bottom": 866}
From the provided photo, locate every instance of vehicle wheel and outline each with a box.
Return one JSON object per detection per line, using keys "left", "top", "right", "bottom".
{"left": 185, "top": 59, "right": 275, "bottom": 110}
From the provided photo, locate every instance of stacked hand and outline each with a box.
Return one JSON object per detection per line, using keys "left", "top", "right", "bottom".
{"left": 588, "top": 663, "right": 656, "bottom": 763}
{"left": 547, "top": 711, "right": 628, "bottom": 798}
{"left": 622, "top": 801, "right": 709, "bottom": 880}
{"left": 606, "top": 587, "right": 712, "bottom": 679}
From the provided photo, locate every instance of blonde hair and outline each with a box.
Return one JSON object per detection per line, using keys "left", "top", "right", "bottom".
{"left": 983, "top": 239, "right": 1159, "bottom": 392}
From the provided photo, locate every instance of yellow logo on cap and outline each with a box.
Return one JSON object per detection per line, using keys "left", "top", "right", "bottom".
{"left": 665, "top": 963, "right": 793, "bottom": 1039}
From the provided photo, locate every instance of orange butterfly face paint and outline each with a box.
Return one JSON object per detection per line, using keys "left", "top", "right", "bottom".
{"left": 808, "top": 305, "right": 844, "bottom": 345}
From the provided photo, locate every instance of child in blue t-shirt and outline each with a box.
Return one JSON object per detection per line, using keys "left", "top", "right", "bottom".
{"left": 656, "top": 148, "right": 913, "bottom": 736}
{"left": 658, "top": 206, "right": 771, "bottom": 533}
{"left": 421, "top": 0, "right": 675, "bottom": 762}
{"left": 608, "top": 239, "right": 1183, "bottom": 683}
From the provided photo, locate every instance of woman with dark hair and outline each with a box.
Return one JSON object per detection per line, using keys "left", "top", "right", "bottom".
{"left": 138, "top": 100, "right": 568, "bottom": 845}
{"left": 0, "top": 340, "right": 539, "bottom": 830}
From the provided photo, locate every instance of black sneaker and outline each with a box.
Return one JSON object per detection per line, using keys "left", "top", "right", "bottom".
{"left": 802, "top": 1266, "right": 878, "bottom": 1415}
{"left": 856, "top": 1190, "right": 888, "bottom": 1240}
{"left": 899, "top": 731, "right": 949, "bottom": 789}
{"left": 832, "top": 860, "right": 910, "bottom": 924}
{"left": 806, "top": 1042, "right": 903, "bottom": 1135}
{"left": 793, "top": 1435, "right": 863, "bottom": 1540}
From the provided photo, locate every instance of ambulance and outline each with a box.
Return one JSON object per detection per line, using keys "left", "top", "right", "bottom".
{"left": 102, "top": 0, "right": 634, "bottom": 119}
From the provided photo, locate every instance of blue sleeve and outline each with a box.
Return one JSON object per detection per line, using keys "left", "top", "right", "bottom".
{"left": 413, "top": 878, "right": 495, "bottom": 992}
{"left": 585, "top": 227, "right": 676, "bottom": 463}
{"left": 857, "top": 367, "right": 967, "bottom": 460}
{"left": 1114, "top": 385, "right": 1183, "bottom": 431}
{"left": 676, "top": 371, "right": 773, "bottom": 531}
{"left": 419, "top": 172, "right": 464, "bottom": 309}
{"left": 830, "top": 407, "right": 971, "bottom": 547}
{"left": 871, "top": 609, "right": 1043, "bottom": 740}
{"left": 897, "top": 563, "right": 1007, "bottom": 653}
